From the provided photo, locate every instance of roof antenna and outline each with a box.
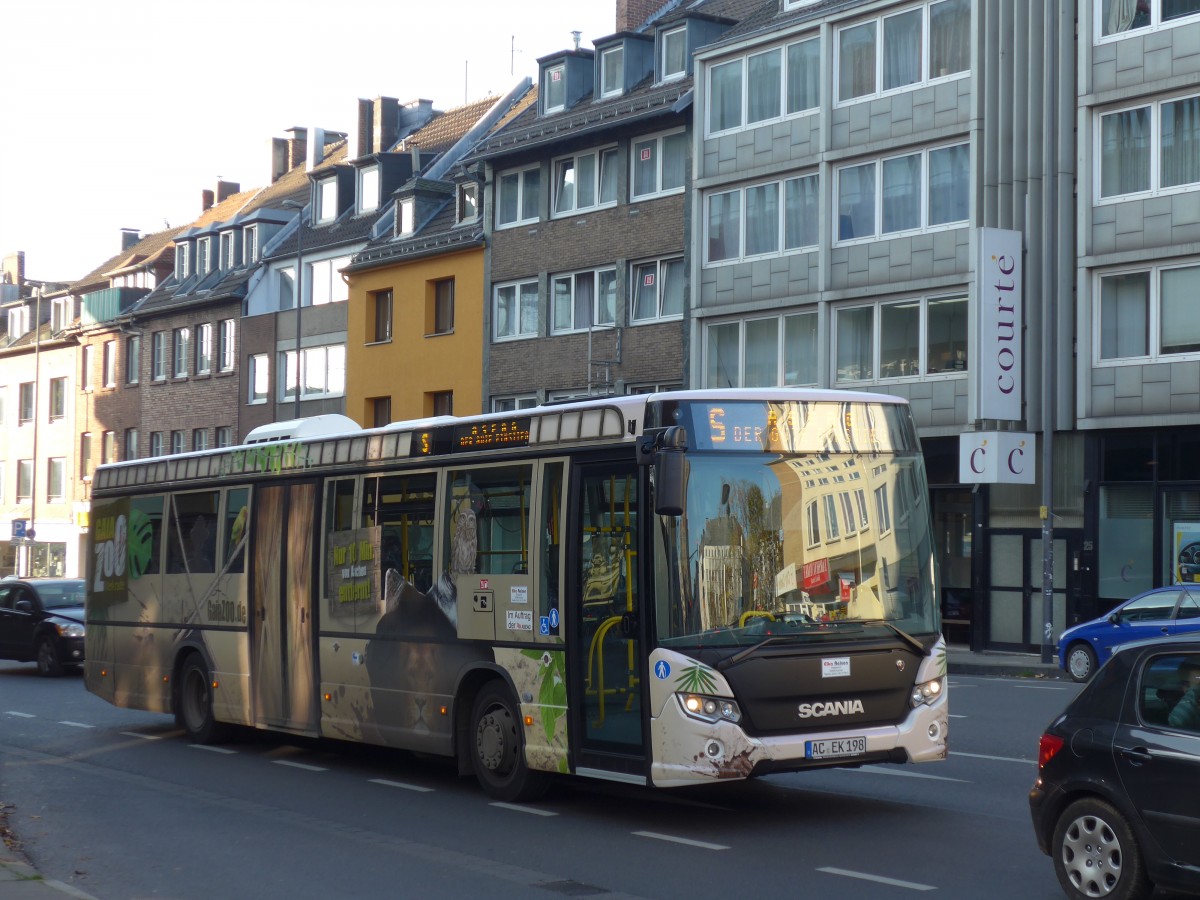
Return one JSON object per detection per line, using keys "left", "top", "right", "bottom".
{"left": 572, "top": 30, "right": 581, "bottom": 50}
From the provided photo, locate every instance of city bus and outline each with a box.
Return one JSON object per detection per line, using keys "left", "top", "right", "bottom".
{"left": 84, "top": 389, "right": 947, "bottom": 800}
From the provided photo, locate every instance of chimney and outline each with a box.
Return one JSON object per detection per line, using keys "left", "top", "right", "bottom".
{"left": 306, "top": 127, "right": 327, "bottom": 172}
{"left": 2, "top": 251, "right": 24, "bottom": 285}
{"left": 201, "top": 189, "right": 215, "bottom": 212}
{"left": 279, "top": 127, "right": 308, "bottom": 173}
{"left": 120, "top": 229, "right": 140, "bottom": 251}
{"left": 352, "top": 98, "right": 373, "bottom": 159}
{"left": 374, "top": 96, "right": 400, "bottom": 153}
{"left": 216, "top": 180, "right": 240, "bottom": 203}
{"left": 396, "top": 99, "right": 435, "bottom": 137}
{"left": 616, "top": 0, "right": 661, "bottom": 32}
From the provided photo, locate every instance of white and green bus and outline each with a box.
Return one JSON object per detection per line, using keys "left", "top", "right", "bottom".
{"left": 85, "top": 389, "right": 947, "bottom": 800}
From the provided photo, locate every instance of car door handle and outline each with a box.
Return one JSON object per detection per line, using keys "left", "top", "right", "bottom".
{"left": 1120, "top": 747, "right": 1153, "bottom": 766}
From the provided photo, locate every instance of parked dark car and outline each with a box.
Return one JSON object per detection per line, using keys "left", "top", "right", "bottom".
{"left": 1057, "top": 585, "right": 1200, "bottom": 682}
{"left": 1029, "top": 634, "right": 1200, "bottom": 900}
{"left": 0, "top": 578, "right": 87, "bottom": 676}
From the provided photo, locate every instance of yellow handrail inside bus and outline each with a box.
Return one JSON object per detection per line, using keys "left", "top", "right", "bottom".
{"left": 739, "top": 610, "right": 776, "bottom": 627}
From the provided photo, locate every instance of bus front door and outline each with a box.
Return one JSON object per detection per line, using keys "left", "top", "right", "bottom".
{"left": 570, "top": 461, "right": 647, "bottom": 783}
{"left": 250, "top": 481, "right": 319, "bottom": 734}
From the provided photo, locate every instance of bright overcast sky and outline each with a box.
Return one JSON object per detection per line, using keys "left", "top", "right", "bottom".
{"left": 0, "top": 1, "right": 618, "bottom": 283}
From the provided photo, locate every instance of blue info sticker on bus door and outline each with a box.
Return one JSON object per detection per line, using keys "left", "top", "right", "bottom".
{"left": 822, "top": 657, "right": 851, "bottom": 678}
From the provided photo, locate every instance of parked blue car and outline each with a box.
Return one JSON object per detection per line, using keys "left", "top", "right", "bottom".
{"left": 1059, "top": 586, "right": 1200, "bottom": 682}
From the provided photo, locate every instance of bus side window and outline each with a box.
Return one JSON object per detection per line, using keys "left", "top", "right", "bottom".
{"left": 166, "top": 491, "right": 219, "bottom": 574}
{"left": 223, "top": 488, "right": 250, "bottom": 574}
{"left": 131, "top": 496, "right": 164, "bottom": 577}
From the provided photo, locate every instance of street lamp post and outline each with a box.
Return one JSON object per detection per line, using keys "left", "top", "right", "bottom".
{"left": 24, "top": 284, "right": 44, "bottom": 576}
{"left": 281, "top": 199, "right": 305, "bottom": 420}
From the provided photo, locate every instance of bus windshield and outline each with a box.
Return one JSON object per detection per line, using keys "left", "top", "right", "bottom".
{"left": 654, "top": 448, "right": 938, "bottom": 649}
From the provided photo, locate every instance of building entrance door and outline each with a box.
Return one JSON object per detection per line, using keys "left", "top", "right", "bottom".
{"left": 987, "top": 529, "right": 1082, "bottom": 653}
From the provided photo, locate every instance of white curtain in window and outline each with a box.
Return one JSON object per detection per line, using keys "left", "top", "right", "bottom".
{"left": 784, "top": 312, "right": 818, "bottom": 384}
{"left": 787, "top": 38, "right": 820, "bottom": 113}
{"left": 632, "top": 263, "right": 658, "bottom": 321}
{"left": 552, "top": 278, "right": 573, "bottom": 331}
{"left": 1162, "top": 96, "right": 1200, "bottom": 188}
{"left": 838, "top": 22, "right": 876, "bottom": 102}
{"left": 599, "top": 149, "right": 618, "bottom": 204}
{"left": 747, "top": 48, "right": 782, "bottom": 124}
{"left": 930, "top": 0, "right": 970, "bottom": 76}
{"left": 883, "top": 9, "right": 922, "bottom": 91}
{"left": 706, "top": 322, "right": 741, "bottom": 388}
{"left": 836, "top": 306, "right": 874, "bottom": 381}
{"left": 498, "top": 173, "right": 519, "bottom": 223}
{"left": 519, "top": 283, "right": 539, "bottom": 335}
{"left": 1161, "top": 266, "right": 1200, "bottom": 354}
{"left": 744, "top": 318, "right": 780, "bottom": 386}
{"left": 785, "top": 175, "right": 819, "bottom": 249}
{"left": 710, "top": 60, "right": 742, "bottom": 131}
{"left": 838, "top": 163, "right": 876, "bottom": 240}
{"left": 1102, "top": 0, "right": 1140, "bottom": 35}
{"left": 707, "top": 191, "right": 741, "bottom": 261}
{"left": 597, "top": 270, "right": 617, "bottom": 326}
{"left": 574, "top": 274, "right": 594, "bottom": 329}
{"left": 1101, "top": 107, "right": 1151, "bottom": 196}
{"left": 928, "top": 143, "right": 970, "bottom": 224}
{"left": 1100, "top": 272, "right": 1149, "bottom": 359}
{"left": 882, "top": 154, "right": 921, "bottom": 233}
{"left": 633, "top": 139, "right": 657, "bottom": 196}
{"left": 745, "top": 183, "right": 780, "bottom": 256}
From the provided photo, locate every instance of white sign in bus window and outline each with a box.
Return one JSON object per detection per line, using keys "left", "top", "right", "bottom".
{"left": 507, "top": 609, "right": 533, "bottom": 631}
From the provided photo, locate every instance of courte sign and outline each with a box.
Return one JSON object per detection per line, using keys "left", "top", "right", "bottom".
{"left": 975, "top": 228, "right": 1023, "bottom": 422}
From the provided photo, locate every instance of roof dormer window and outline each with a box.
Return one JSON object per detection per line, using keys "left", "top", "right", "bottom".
{"left": 661, "top": 26, "right": 687, "bottom": 81}
{"left": 399, "top": 198, "right": 415, "bottom": 235}
{"left": 220, "top": 232, "right": 235, "bottom": 270}
{"left": 457, "top": 182, "right": 479, "bottom": 224}
{"left": 600, "top": 46, "right": 624, "bottom": 97}
{"left": 243, "top": 226, "right": 258, "bottom": 265}
{"left": 175, "top": 243, "right": 190, "bottom": 280}
{"left": 317, "top": 178, "right": 338, "bottom": 223}
{"left": 7, "top": 305, "right": 30, "bottom": 340}
{"left": 359, "top": 166, "right": 380, "bottom": 214}
{"left": 544, "top": 63, "right": 566, "bottom": 113}
{"left": 196, "top": 237, "right": 211, "bottom": 275}
{"left": 50, "top": 297, "right": 72, "bottom": 333}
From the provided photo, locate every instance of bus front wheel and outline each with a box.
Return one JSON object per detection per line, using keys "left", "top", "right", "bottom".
{"left": 468, "top": 682, "right": 549, "bottom": 802}
{"left": 176, "top": 653, "right": 230, "bottom": 744}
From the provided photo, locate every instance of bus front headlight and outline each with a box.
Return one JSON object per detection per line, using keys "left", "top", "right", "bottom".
{"left": 678, "top": 693, "right": 741, "bottom": 724}
{"left": 910, "top": 676, "right": 943, "bottom": 708}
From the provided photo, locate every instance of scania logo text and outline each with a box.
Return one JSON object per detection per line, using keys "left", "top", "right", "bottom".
{"left": 798, "top": 699, "right": 864, "bottom": 718}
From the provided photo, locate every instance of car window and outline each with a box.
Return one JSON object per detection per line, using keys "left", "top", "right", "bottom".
{"left": 1177, "top": 593, "right": 1200, "bottom": 621}
{"left": 1119, "top": 592, "right": 1178, "bottom": 623}
{"left": 37, "top": 583, "right": 85, "bottom": 609}
{"left": 1139, "top": 652, "right": 1200, "bottom": 733}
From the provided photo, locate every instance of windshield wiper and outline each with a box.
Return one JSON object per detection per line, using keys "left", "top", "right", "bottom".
{"left": 864, "top": 620, "right": 930, "bottom": 657}
{"left": 717, "top": 635, "right": 799, "bottom": 670}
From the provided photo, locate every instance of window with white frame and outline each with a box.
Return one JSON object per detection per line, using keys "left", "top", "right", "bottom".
{"left": 81, "top": 434, "right": 92, "bottom": 477}
{"left": 220, "top": 232, "right": 234, "bottom": 270}
{"left": 317, "top": 178, "right": 338, "bottom": 223}
{"left": 835, "top": 295, "right": 968, "bottom": 383}
{"left": 243, "top": 226, "right": 258, "bottom": 264}
{"left": 661, "top": 26, "right": 687, "bottom": 80}
{"left": 493, "top": 280, "right": 539, "bottom": 340}
{"left": 705, "top": 172, "right": 819, "bottom": 264}
{"left": 824, "top": 494, "right": 841, "bottom": 541}
{"left": 1098, "top": 0, "right": 1200, "bottom": 38}
{"left": 705, "top": 311, "right": 819, "bottom": 388}
{"left": 707, "top": 36, "right": 820, "bottom": 135}
{"left": 19, "top": 382, "right": 34, "bottom": 424}
{"left": 47, "top": 457, "right": 64, "bottom": 501}
{"left": 219, "top": 319, "right": 235, "bottom": 371}
{"left": 102, "top": 430, "right": 116, "bottom": 464}
{"left": 874, "top": 483, "right": 892, "bottom": 534}
{"left": 196, "top": 237, "right": 210, "bottom": 276}
{"left": 492, "top": 395, "right": 539, "bottom": 413}
{"left": 170, "top": 431, "right": 184, "bottom": 455}
{"left": 103, "top": 340, "right": 116, "bottom": 386}
{"left": 601, "top": 46, "right": 624, "bottom": 97}
{"left": 216, "top": 426, "right": 233, "bottom": 448}
{"left": 805, "top": 499, "right": 821, "bottom": 547}
{"left": 497, "top": 165, "right": 541, "bottom": 227}
{"left": 281, "top": 344, "right": 346, "bottom": 401}
{"left": 632, "top": 130, "right": 686, "bottom": 200}
{"left": 1098, "top": 94, "right": 1200, "bottom": 200}
{"left": 125, "top": 428, "right": 138, "bottom": 460}
{"left": 126, "top": 335, "right": 140, "bottom": 384}
{"left": 175, "top": 243, "right": 190, "bottom": 280}
{"left": 50, "top": 297, "right": 72, "bottom": 333}
{"left": 248, "top": 354, "right": 268, "bottom": 403}
{"left": 193, "top": 428, "right": 208, "bottom": 451}
{"left": 7, "top": 305, "right": 29, "bottom": 339}
{"left": 359, "top": 166, "right": 380, "bottom": 213}
{"left": 630, "top": 257, "right": 684, "bottom": 322}
{"left": 399, "top": 198, "right": 415, "bottom": 235}
{"left": 836, "top": 142, "right": 968, "bottom": 242}
{"left": 195, "top": 323, "right": 212, "bottom": 375}
{"left": 458, "top": 182, "right": 479, "bottom": 223}
{"left": 173, "top": 327, "right": 190, "bottom": 377}
{"left": 552, "top": 268, "right": 617, "bottom": 333}
{"left": 836, "top": 0, "right": 969, "bottom": 104}
{"left": 49, "top": 377, "right": 66, "bottom": 421}
{"left": 150, "top": 431, "right": 163, "bottom": 457}
{"left": 544, "top": 63, "right": 566, "bottom": 113}
{"left": 309, "top": 257, "right": 351, "bottom": 306}
{"left": 1097, "top": 262, "right": 1200, "bottom": 361}
{"left": 17, "top": 459, "right": 32, "bottom": 502}
{"left": 553, "top": 147, "right": 618, "bottom": 216}
{"left": 152, "top": 332, "right": 167, "bottom": 381}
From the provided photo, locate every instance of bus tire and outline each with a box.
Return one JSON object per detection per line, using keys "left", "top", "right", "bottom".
{"left": 468, "top": 682, "right": 549, "bottom": 802}
{"left": 175, "top": 653, "right": 230, "bottom": 744}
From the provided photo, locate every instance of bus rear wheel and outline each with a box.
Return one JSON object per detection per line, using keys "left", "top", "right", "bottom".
{"left": 469, "top": 682, "right": 549, "bottom": 802}
{"left": 176, "top": 653, "right": 230, "bottom": 744}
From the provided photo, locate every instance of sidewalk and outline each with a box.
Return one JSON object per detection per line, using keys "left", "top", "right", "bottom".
{"left": 0, "top": 645, "right": 1061, "bottom": 899}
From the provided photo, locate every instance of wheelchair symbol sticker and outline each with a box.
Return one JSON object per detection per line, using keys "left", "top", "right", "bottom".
{"left": 654, "top": 660, "right": 671, "bottom": 680}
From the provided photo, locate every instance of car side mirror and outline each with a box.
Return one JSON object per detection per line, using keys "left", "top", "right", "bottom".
{"left": 14, "top": 599, "right": 34, "bottom": 613}
{"left": 1108, "top": 613, "right": 1120, "bottom": 625}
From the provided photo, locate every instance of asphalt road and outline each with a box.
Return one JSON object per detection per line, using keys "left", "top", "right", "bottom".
{"left": 0, "top": 664, "right": 1084, "bottom": 899}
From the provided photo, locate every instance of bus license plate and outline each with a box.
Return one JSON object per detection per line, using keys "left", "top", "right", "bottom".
{"left": 806, "top": 737, "right": 866, "bottom": 760}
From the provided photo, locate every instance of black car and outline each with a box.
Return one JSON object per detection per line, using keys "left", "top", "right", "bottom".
{"left": 0, "top": 578, "right": 87, "bottom": 676}
{"left": 1029, "top": 633, "right": 1200, "bottom": 900}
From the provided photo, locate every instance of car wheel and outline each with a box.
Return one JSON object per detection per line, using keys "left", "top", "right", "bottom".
{"left": 468, "top": 681, "right": 550, "bottom": 802}
{"left": 35, "top": 636, "right": 63, "bottom": 678}
{"left": 1052, "top": 797, "right": 1152, "bottom": 900}
{"left": 1066, "top": 643, "right": 1097, "bottom": 683}
{"left": 175, "top": 653, "right": 231, "bottom": 744}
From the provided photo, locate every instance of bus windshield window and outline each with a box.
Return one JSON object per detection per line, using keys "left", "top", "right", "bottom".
{"left": 654, "top": 450, "right": 938, "bottom": 648}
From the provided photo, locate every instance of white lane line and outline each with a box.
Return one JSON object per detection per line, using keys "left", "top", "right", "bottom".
{"left": 369, "top": 778, "right": 434, "bottom": 793}
{"left": 951, "top": 751, "right": 1035, "bottom": 765}
{"left": 120, "top": 732, "right": 162, "bottom": 740}
{"left": 857, "top": 765, "right": 968, "bottom": 782}
{"left": 949, "top": 713, "right": 968, "bottom": 718}
{"left": 273, "top": 760, "right": 327, "bottom": 772}
{"left": 5, "top": 711, "right": 35, "bottom": 718}
{"left": 633, "top": 831, "right": 730, "bottom": 850}
{"left": 190, "top": 744, "right": 237, "bottom": 754}
{"left": 58, "top": 721, "right": 94, "bottom": 729}
{"left": 490, "top": 802, "right": 557, "bottom": 816}
{"left": 1013, "top": 684, "right": 1069, "bottom": 691}
{"left": 818, "top": 867, "right": 936, "bottom": 891}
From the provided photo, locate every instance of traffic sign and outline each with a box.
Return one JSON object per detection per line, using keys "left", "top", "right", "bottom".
{"left": 11, "top": 519, "right": 27, "bottom": 540}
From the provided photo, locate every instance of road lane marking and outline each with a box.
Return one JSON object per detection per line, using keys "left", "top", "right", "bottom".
{"left": 1012, "top": 684, "right": 1069, "bottom": 691}
{"left": 857, "top": 765, "right": 967, "bottom": 782}
{"left": 121, "top": 732, "right": 162, "bottom": 740}
{"left": 818, "top": 867, "right": 936, "bottom": 891}
{"left": 633, "top": 831, "right": 729, "bottom": 850}
{"left": 190, "top": 744, "right": 237, "bottom": 754}
{"left": 951, "top": 751, "right": 1035, "bottom": 765}
{"left": 369, "top": 778, "right": 434, "bottom": 793}
{"left": 491, "top": 802, "right": 557, "bottom": 816}
{"left": 273, "top": 760, "right": 327, "bottom": 771}
{"left": 5, "top": 711, "right": 35, "bottom": 718}
{"left": 58, "top": 721, "right": 94, "bottom": 729}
